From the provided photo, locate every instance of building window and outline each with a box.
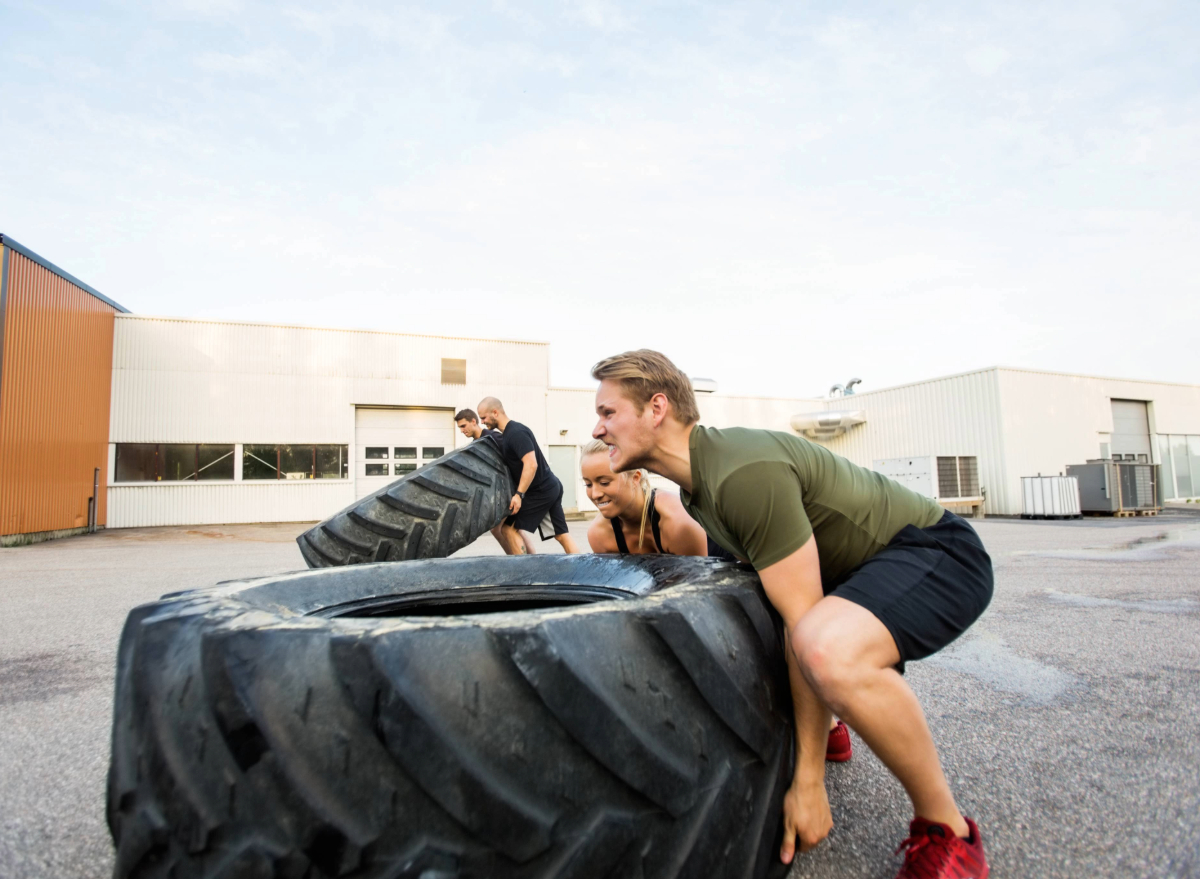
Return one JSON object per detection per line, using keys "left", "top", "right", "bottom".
{"left": 115, "top": 444, "right": 235, "bottom": 482}
{"left": 395, "top": 447, "right": 417, "bottom": 459}
{"left": 441, "top": 358, "right": 467, "bottom": 384}
{"left": 315, "top": 445, "right": 346, "bottom": 479}
{"left": 422, "top": 447, "right": 444, "bottom": 460}
{"left": 365, "top": 463, "right": 389, "bottom": 476}
{"left": 395, "top": 463, "right": 417, "bottom": 474}
{"left": 243, "top": 445, "right": 349, "bottom": 480}
{"left": 199, "top": 445, "right": 236, "bottom": 480}
{"left": 115, "top": 444, "right": 158, "bottom": 482}
{"left": 1159, "top": 434, "right": 1200, "bottom": 499}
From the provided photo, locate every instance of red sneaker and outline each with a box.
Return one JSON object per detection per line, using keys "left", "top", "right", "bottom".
{"left": 826, "top": 720, "right": 852, "bottom": 762}
{"left": 894, "top": 817, "right": 988, "bottom": 879}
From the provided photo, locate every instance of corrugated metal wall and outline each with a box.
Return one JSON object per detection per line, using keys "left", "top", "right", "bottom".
{"left": 815, "top": 368, "right": 1013, "bottom": 513}
{"left": 107, "top": 482, "right": 355, "bottom": 528}
{"left": 0, "top": 241, "right": 120, "bottom": 537}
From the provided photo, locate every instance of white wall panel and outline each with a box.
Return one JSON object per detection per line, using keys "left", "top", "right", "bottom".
{"left": 109, "top": 316, "right": 549, "bottom": 527}
{"left": 996, "top": 369, "right": 1200, "bottom": 511}
{"left": 111, "top": 316, "right": 549, "bottom": 445}
{"left": 107, "top": 482, "right": 355, "bottom": 528}
{"left": 815, "top": 369, "right": 1012, "bottom": 513}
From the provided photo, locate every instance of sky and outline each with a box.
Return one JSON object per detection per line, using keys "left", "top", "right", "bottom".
{"left": 1, "top": 0, "right": 1198, "bottom": 398}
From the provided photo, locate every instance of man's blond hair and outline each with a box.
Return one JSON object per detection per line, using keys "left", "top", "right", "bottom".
{"left": 590, "top": 349, "right": 700, "bottom": 425}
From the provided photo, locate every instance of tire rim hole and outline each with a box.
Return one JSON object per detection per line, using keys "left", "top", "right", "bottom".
{"left": 317, "top": 586, "right": 632, "bottom": 618}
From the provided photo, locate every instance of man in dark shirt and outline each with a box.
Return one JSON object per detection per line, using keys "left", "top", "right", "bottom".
{"left": 455, "top": 408, "right": 532, "bottom": 555}
{"left": 477, "top": 397, "right": 580, "bottom": 555}
{"left": 454, "top": 408, "right": 502, "bottom": 442}
{"left": 589, "top": 350, "right": 993, "bottom": 879}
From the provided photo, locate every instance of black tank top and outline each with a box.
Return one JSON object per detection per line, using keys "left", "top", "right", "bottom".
{"left": 610, "top": 489, "right": 667, "bottom": 555}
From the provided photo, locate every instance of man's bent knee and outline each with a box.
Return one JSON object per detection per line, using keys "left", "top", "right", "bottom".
{"left": 792, "top": 620, "right": 858, "bottom": 713}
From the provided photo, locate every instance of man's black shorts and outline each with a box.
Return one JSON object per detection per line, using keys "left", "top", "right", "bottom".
{"left": 505, "top": 483, "right": 569, "bottom": 540}
{"left": 827, "top": 511, "right": 993, "bottom": 671}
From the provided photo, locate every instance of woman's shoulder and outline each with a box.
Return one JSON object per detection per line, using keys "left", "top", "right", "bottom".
{"left": 653, "top": 488, "right": 709, "bottom": 552}
{"left": 653, "top": 488, "right": 688, "bottom": 518}
{"left": 587, "top": 515, "right": 619, "bottom": 552}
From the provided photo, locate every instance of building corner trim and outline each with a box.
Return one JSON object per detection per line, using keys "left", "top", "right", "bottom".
{"left": 0, "top": 234, "right": 129, "bottom": 314}
{"left": 0, "top": 243, "right": 9, "bottom": 417}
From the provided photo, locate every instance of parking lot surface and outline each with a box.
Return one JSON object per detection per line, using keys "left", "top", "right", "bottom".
{"left": 2, "top": 513, "right": 1198, "bottom": 878}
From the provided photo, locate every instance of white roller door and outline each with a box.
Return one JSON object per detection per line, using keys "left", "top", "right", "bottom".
{"left": 354, "top": 408, "right": 455, "bottom": 500}
{"left": 1110, "top": 399, "right": 1152, "bottom": 462}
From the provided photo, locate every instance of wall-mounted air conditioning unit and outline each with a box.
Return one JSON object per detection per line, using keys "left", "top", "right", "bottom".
{"left": 874, "top": 455, "right": 984, "bottom": 517}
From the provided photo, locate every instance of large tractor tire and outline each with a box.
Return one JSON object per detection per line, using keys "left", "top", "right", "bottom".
{"left": 297, "top": 438, "right": 512, "bottom": 568}
{"left": 108, "top": 555, "right": 794, "bottom": 879}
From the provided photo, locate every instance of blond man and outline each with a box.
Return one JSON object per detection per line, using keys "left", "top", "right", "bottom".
{"left": 590, "top": 349, "right": 992, "bottom": 879}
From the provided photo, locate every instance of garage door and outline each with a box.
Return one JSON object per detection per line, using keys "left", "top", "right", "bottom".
{"left": 1110, "top": 399, "right": 1152, "bottom": 462}
{"left": 354, "top": 408, "right": 455, "bottom": 500}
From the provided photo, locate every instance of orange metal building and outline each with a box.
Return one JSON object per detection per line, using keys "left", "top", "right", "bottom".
{"left": 0, "top": 235, "right": 128, "bottom": 544}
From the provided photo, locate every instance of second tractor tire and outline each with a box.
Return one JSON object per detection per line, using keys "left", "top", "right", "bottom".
{"left": 297, "top": 437, "right": 513, "bottom": 567}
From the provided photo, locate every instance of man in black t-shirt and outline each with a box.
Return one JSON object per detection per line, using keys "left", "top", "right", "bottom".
{"left": 477, "top": 397, "right": 579, "bottom": 555}
{"left": 455, "top": 408, "right": 533, "bottom": 555}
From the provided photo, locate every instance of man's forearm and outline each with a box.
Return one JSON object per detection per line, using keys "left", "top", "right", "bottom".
{"left": 517, "top": 459, "right": 537, "bottom": 493}
{"left": 786, "top": 635, "right": 832, "bottom": 787}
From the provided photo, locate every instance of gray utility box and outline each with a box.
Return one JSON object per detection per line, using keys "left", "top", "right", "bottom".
{"left": 1065, "top": 461, "right": 1160, "bottom": 513}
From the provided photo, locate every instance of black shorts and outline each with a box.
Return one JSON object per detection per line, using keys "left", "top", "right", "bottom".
{"left": 828, "top": 511, "right": 993, "bottom": 671}
{"left": 505, "top": 484, "right": 569, "bottom": 540}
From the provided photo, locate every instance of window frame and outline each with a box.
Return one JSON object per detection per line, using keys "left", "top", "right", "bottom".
{"left": 114, "top": 443, "right": 237, "bottom": 484}
{"left": 242, "top": 444, "right": 350, "bottom": 481}
{"left": 114, "top": 444, "right": 349, "bottom": 483}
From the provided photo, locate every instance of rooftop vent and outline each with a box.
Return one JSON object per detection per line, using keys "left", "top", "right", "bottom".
{"left": 691, "top": 377, "right": 718, "bottom": 394}
{"left": 829, "top": 377, "right": 863, "bottom": 398}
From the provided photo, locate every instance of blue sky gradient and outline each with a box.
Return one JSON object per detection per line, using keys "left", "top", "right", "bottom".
{"left": 2, "top": 1, "right": 1197, "bottom": 395}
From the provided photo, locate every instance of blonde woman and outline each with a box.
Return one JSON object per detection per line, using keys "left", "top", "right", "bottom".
{"left": 581, "top": 437, "right": 853, "bottom": 763}
{"left": 580, "top": 439, "right": 708, "bottom": 555}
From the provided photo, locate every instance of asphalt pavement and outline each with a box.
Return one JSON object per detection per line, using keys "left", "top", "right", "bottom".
{"left": 1, "top": 513, "right": 1198, "bottom": 878}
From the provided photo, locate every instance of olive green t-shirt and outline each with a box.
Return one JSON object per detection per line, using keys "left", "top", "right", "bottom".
{"left": 680, "top": 425, "right": 945, "bottom": 585}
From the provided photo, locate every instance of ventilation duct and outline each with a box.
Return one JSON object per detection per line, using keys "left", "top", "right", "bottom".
{"left": 790, "top": 410, "right": 866, "bottom": 440}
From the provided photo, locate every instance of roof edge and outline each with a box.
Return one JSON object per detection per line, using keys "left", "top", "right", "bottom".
{"left": 548, "top": 385, "right": 825, "bottom": 404}
{"left": 115, "top": 312, "right": 551, "bottom": 347}
{"left": 826, "top": 364, "right": 1200, "bottom": 400}
{"left": 819, "top": 366, "right": 1003, "bottom": 400}
{"left": 992, "top": 365, "right": 1200, "bottom": 390}
{"left": 0, "top": 234, "right": 129, "bottom": 313}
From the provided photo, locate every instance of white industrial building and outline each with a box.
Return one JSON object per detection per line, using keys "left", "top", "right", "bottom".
{"left": 105, "top": 314, "right": 1200, "bottom": 528}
